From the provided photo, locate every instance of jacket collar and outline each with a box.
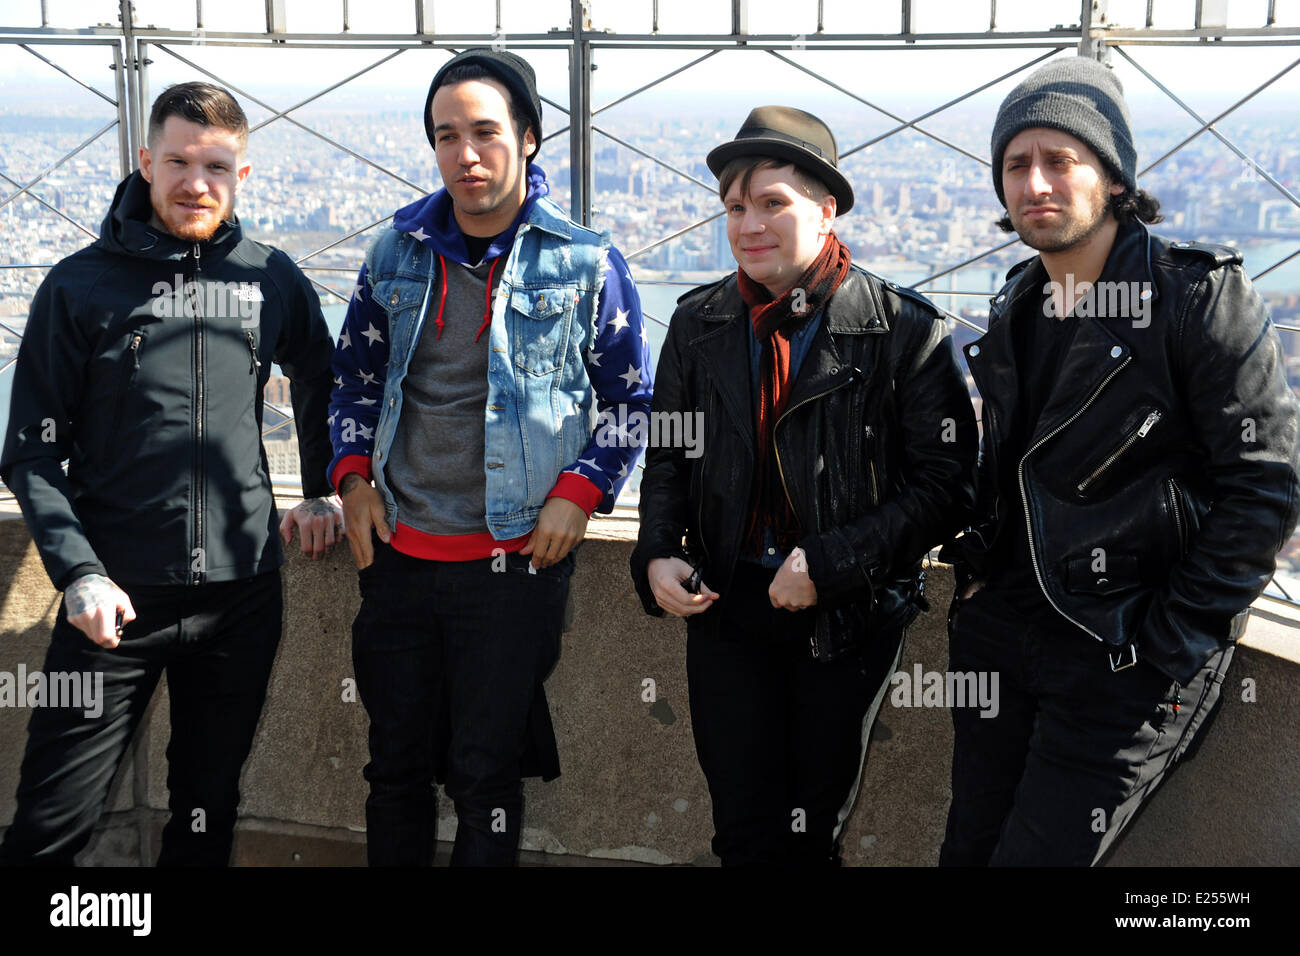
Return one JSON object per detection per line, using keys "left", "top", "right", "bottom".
{"left": 693, "top": 266, "right": 887, "bottom": 333}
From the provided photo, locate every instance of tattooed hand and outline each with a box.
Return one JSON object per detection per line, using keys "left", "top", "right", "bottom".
{"left": 279, "top": 495, "right": 345, "bottom": 560}
{"left": 65, "top": 573, "right": 136, "bottom": 648}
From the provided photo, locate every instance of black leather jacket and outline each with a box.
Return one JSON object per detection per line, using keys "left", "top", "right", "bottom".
{"left": 631, "top": 266, "right": 978, "bottom": 661}
{"left": 946, "top": 220, "right": 1300, "bottom": 685}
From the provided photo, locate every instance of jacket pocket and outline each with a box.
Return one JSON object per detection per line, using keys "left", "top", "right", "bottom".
{"left": 511, "top": 285, "right": 577, "bottom": 376}
{"left": 1063, "top": 552, "right": 1141, "bottom": 595}
{"left": 1074, "top": 408, "right": 1162, "bottom": 495}
{"left": 103, "top": 330, "right": 146, "bottom": 461}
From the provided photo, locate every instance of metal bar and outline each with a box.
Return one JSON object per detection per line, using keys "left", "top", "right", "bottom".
{"left": 929, "top": 301, "right": 988, "bottom": 334}
{"left": 1139, "top": 57, "right": 1300, "bottom": 177}
{"left": 415, "top": 0, "right": 433, "bottom": 37}
{"left": 990, "top": 0, "right": 997, "bottom": 31}
{"left": 592, "top": 50, "right": 719, "bottom": 117}
{"left": 626, "top": 211, "right": 725, "bottom": 262}
{"left": 1252, "top": 247, "right": 1300, "bottom": 282}
{"left": 569, "top": 0, "right": 592, "bottom": 225}
{"left": 112, "top": 42, "right": 130, "bottom": 178}
{"left": 0, "top": 263, "right": 57, "bottom": 269}
{"left": 249, "top": 49, "right": 406, "bottom": 132}
{"left": 266, "top": 0, "right": 287, "bottom": 35}
{"left": 542, "top": 125, "right": 570, "bottom": 144}
{"left": 154, "top": 44, "right": 429, "bottom": 193}
{"left": 1269, "top": 0, "right": 1277, "bottom": 26}
{"left": 197, "top": 0, "right": 203, "bottom": 30}
{"left": 119, "top": 0, "right": 140, "bottom": 163}
{"left": 0, "top": 319, "right": 26, "bottom": 339}
{"left": 0, "top": 118, "right": 119, "bottom": 213}
{"left": 40, "top": 0, "right": 48, "bottom": 28}
{"left": 591, "top": 125, "right": 718, "bottom": 193}
{"left": 910, "top": 239, "right": 1023, "bottom": 288}
{"left": 1115, "top": 48, "right": 1300, "bottom": 211}
{"left": 733, "top": 0, "right": 748, "bottom": 37}
{"left": 818, "top": 0, "right": 825, "bottom": 34}
{"left": 293, "top": 214, "right": 395, "bottom": 265}
{"left": 343, "top": 0, "right": 350, "bottom": 33}
{"left": 137, "top": 38, "right": 150, "bottom": 152}
{"left": 1146, "top": 0, "right": 1155, "bottom": 28}
{"left": 652, "top": 0, "right": 659, "bottom": 34}
{"left": 18, "top": 44, "right": 117, "bottom": 105}
{"left": 0, "top": 170, "right": 99, "bottom": 239}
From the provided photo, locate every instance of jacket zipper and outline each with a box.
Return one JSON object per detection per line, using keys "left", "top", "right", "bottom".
{"left": 1075, "top": 409, "right": 1161, "bottom": 494}
{"left": 1017, "top": 356, "right": 1132, "bottom": 643}
{"left": 106, "top": 333, "right": 143, "bottom": 457}
{"left": 1165, "top": 478, "right": 1188, "bottom": 554}
{"left": 190, "top": 243, "right": 205, "bottom": 586}
{"left": 245, "top": 330, "right": 261, "bottom": 376}
{"left": 772, "top": 369, "right": 856, "bottom": 658}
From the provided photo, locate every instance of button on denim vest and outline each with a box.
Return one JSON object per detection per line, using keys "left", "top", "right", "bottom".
{"left": 363, "top": 196, "right": 609, "bottom": 539}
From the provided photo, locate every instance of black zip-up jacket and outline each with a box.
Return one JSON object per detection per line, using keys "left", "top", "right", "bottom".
{"left": 631, "top": 266, "right": 979, "bottom": 661}
{"left": 945, "top": 219, "right": 1300, "bottom": 685}
{"left": 1, "top": 171, "right": 335, "bottom": 590}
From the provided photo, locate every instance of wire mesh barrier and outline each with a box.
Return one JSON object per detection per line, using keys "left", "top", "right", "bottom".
{"left": 2, "top": 0, "right": 1299, "bottom": 597}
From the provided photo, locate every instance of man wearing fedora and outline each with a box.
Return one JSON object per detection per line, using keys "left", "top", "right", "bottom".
{"left": 632, "top": 106, "right": 977, "bottom": 865}
{"left": 328, "top": 49, "right": 653, "bottom": 866}
{"left": 939, "top": 56, "right": 1300, "bottom": 865}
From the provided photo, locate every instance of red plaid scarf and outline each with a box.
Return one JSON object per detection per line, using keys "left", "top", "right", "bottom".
{"left": 736, "top": 231, "right": 852, "bottom": 555}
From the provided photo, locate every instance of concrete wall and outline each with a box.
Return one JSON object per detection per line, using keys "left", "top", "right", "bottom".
{"left": 1, "top": 513, "right": 1296, "bottom": 865}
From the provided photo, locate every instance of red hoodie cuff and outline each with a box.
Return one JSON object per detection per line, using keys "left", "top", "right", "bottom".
{"left": 547, "top": 472, "right": 604, "bottom": 516}
{"left": 331, "top": 455, "right": 373, "bottom": 493}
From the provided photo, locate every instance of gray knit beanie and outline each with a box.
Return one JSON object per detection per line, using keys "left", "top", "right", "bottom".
{"left": 990, "top": 56, "right": 1136, "bottom": 207}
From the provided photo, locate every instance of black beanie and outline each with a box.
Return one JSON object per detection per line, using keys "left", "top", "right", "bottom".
{"left": 424, "top": 48, "right": 542, "bottom": 159}
{"left": 990, "top": 57, "right": 1136, "bottom": 208}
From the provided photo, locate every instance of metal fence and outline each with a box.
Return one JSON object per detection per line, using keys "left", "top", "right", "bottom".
{"left": 3, "top": 0, "right": 1300, "bottom": 590}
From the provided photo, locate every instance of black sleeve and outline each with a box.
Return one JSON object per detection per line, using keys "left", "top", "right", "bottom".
{"left": 272, "top": 252, "right": 336, "bottom": 499}
{"left": 0, "top": 269, "right": 108, "bottom": 589}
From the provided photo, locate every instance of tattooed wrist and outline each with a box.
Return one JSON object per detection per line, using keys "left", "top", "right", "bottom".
{"left": 301, "top": 496, "right": 335, "bottom": 516}
{"left": 339, "top": 473, "right": 366, "bottom": 496}
{"left": 65, "top": 573, "right": 115, "bottom": 618}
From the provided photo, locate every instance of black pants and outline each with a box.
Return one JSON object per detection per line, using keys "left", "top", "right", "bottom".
{"left": 939, "top": 588, "right": 1233, "bottom": 866}
{"left": 686, "top": 561, "right": 904, "bottom": 866}
{"left": 0, "top": 571, "right": 283, "bottom": 867}
{"left": 351, "top": 543, "right": 571, "bottom": 867}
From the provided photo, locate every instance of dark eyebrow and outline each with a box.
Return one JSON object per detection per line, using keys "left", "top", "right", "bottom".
{"left": 432, "top": 119, "right": 503, "bottom": 134}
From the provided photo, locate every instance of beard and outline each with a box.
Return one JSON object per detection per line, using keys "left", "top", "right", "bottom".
{"left": 149, "top": 190, "right": 233, "bottom": 242}
{"left": 1012, "top": 184, "right": 1112, "bottom": 254}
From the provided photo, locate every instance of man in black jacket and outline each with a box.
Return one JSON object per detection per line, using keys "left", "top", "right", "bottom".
{"left": 940, "top": 57, "right": 1300, "bottom": 866}
{"left": 631, "top": 107, "right": 977, "bottom": 864}
{"left": 0, "top": 83, "right": 341, "bottom": 865}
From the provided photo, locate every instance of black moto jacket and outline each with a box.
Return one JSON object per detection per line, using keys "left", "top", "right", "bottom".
{"left": 946, "top": 220, "right": 1300, "bottom": 684}
{"left": 631, "top": 266, "right": 978, "bottom": 661}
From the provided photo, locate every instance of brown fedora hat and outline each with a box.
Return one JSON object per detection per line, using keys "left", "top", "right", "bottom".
{"left": 706, "top": 105, "right": 854, "bottom": 215}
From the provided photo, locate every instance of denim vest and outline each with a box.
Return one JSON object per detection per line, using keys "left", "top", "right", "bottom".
{"left": 362, "top": 196, "right": 609, "bottom": 539}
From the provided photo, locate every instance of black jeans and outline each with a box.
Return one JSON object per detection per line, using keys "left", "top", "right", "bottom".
{"left": 939, "top": 588, "right": 1233, "bottom": 866}
{"left": 685, "top": 561, "right": 905, "bottom": 866}
{"left": 0, "top": 571, "right": 283, "bottom": 867}
{"left": 351, "top": 542, "right": 571, "bottom": 867}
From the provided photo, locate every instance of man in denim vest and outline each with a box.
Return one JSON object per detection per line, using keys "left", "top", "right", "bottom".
{"left": 328, "top": 49, "right": 652, "bottom": 866}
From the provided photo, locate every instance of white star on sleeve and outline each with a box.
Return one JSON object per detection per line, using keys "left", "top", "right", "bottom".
{"left": 639, "top": 323, "right": 649, "bottom": 345}
{"left": 356, "top": 423, "right": 374, "bottom": 441}
{"left": 356, "top": 397, "right": 377, "bottom": 406}
{"left": 333, "top": 375, "right": 344, "bottom": 387}
{"left": 358, "top": 370, "right": 378, "bottom": 385}
{"left": 339, "top": 328, "right": 351, "bottom": 349}
{"left": 409, "top": 226, "right": 430, "bottom": 242}
{"left": 618, "top": 364, "right": 643, "bottom": 389}
{"left": 351, "top": 282, "right": 365, "bottom": 303}
{"left": 586, "top": 350, "right": 603, "bottom": 368}
{"left": 608, "top": 308, "right": 630, "bottom": 334}
{"left": 616, "top": 463, "right": 628, "bottom": 480}
{"left": 362, "top": 323, "right": 384, "bottom": 346}
{"left": 577, "top": 457, "right": 600, "bottom": 470}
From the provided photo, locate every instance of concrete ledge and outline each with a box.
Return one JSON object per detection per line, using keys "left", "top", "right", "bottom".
{"left": 2, "top": 513, "right": 1297, "bottom": 865}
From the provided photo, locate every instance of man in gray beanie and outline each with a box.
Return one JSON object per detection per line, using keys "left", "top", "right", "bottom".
{"left": 939, "top": 55, "right": 1300, "bottom": 866}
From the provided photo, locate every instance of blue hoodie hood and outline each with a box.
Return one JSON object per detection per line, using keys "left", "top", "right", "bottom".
{"left": 392, "top": 163, "right": 550, "bottom": 266}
